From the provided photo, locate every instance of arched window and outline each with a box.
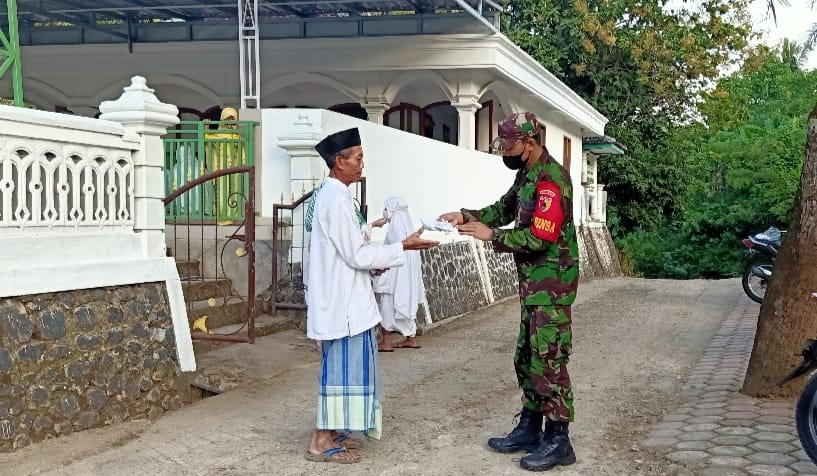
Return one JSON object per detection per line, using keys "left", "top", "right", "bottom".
{"left": 475, "top": 100, "right": 495, "bottom": 152}
{"left": 328, "top": 103, "right": 369, "bottom": 121}
{"left": 384, "top": 101, "right": 458, "bottom": 145}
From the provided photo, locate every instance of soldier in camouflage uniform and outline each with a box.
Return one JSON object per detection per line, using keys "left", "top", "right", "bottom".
{"left": 440, "top": 112, "right": 579, "bottom": 472}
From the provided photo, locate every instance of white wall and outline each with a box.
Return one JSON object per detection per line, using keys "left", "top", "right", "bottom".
{"left": 322, "top": 113, "right": 516, "bottom": 240}
{"left": 262, "top": 109, "right": 590, "bottom": 243}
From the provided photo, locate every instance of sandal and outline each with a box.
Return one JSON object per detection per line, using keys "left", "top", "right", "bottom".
{"left": 395, "top": 340, "right": 421, "bottom": 349}
{"left": 304, "top": 446, "right": 361, "bottom": 464}
{"left": 334, "top": 432, "right": 363, "bottom": 449}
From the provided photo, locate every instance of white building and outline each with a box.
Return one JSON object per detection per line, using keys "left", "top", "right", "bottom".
{"left": 1, "top": 0, "right": 621, "bottom": 331}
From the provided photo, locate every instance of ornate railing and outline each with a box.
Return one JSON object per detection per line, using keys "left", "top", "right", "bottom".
{"left": 0, "top": 130, "right": 135, "bottom": 231}
{"left": 163, "top": 120, "right": 256, "bottom": 223}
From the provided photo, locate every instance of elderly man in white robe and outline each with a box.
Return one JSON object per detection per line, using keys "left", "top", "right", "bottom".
{"left": 305, "top": 127, "right": 438, "bottom": 464}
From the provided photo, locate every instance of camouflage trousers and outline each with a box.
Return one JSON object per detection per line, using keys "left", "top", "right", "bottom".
{"left": 514, "top": 304, "right": 574, "bottom": 422}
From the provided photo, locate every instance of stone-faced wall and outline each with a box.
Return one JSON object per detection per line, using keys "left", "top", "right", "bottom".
{"left": 0, "top": 282, "right": 189, "bottom": 452}
{"left": 479, "top": 241, "right": 519, "bottom": 301}
{"left": 420, "top": 241, "right": 489, "bottom": 323}
{"left": 577, "top": 225, "right": 622, "bottom": 278}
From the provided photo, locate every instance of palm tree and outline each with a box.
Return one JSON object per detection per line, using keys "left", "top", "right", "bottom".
{"left": 766, "top": 0, "right": 817, "bottom": 63}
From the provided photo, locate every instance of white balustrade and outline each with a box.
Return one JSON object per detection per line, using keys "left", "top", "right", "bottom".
{"left": 0, "top": 105, "right": 139, "bottom": 233}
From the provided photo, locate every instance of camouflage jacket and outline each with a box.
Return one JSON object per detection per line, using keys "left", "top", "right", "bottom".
{"left": 462, "top": 151, "right": 579, "bottom": 306}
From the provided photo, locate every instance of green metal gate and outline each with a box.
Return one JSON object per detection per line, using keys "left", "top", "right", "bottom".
{"left": 163, "top": 120, "right": 257, "bottom": 223}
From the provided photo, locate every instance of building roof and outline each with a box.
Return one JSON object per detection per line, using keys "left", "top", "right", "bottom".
{"left": 582, "top": 135, "right": 626, "bottom": 155}
{"left": 5, "top": 0, "right": 498, "bottom": 24}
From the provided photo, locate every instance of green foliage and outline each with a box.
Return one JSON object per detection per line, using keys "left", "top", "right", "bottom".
{"left": 503, "top": 0, "right": 754, "bottom": 236}
{"left": 618, "top": 53, "right": 816, "bottom": 278}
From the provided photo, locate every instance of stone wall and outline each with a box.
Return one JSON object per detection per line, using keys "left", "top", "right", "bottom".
{"left": 420, "top": 241, "right": 489, "bottom": 323}
{"left": 0, "top": 282, "right": 190, "bottom": 452}
{"left": 479, "top": 241, "right": 519, "bottom": 301}
{"left": 577, "top": 225, "right": 622, "bottom": 278}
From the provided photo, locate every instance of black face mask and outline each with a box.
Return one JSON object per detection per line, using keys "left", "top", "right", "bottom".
{"left": 502, "top": 154, "right": 525, "bottom": 170}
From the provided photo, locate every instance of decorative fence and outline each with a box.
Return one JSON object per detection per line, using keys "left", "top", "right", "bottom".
{"left": 0, "top": 109, "right": 138, "bottom": 233}
{"left": 163, "top": 120, "right": 256, "bottom": 223}
{"left": 271, "top": 177, "right": 367, "bottom": 312}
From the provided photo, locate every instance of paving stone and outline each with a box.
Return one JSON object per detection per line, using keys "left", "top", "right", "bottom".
{"left": 655, "top": 421, "right": 686, "bottom": 430}
{"left": 683, "top": 423, "right": 721, "bottom": 432}
{"left": 748, "top": 441, "right": 797, "bottom": 454}
{"left": 695, "top": 408, "right": 729, "bottom": 417}
{"left": 688, "top": 416, "right": 725, "bottom": 424}
{"left": 752, "top": 432, "right": 795, "bottom": 443}
{"left": 667, "top": 450, "right": 711, "bottom": 464}
{"left": 720, "top": 419, "right": 762, "bottom": 428}
{"left": 710, "top": 446, "right": 752, "bottom": 457}
{"left": 711, "top": 435, "right": 756, "bottom": 446}
{"left": 789, "top": 461, "right": 817, "bottom": 474}
{"left": 761, "top": 408, "right": 795, "bottom": 417}
{"left": 723, "top": 412, "right": 760, "bottom": 420}
{"left": 698, "top": 401, "right": 729, "bottom": 409}
{"left": 746, "top": 453, "right": 797, "bottom": 466}
{"left": 709, "top": 456, "right": 751, "bottom": 468}
{"left": 726, "top": 405, "right": 762, "bottom": 413}
{"left": 665, "top": 413, "right": 692, "bottom": 422}
{"left": 756, "top": 401, "right": 793, "bottom": 410}
{"left": 744, "top": 465, "right": 795, "bottom": 476}
{"left": 710, "top": 385, "right": 740, "bottom": 392}
{"left": 755, "top": 415, "right": 793, "bottom": 425}
{"left": 647, "top": 429, "right": 682, "bottom": 438}
{"left": 701, "top": 468, "right": 749, "bottom": 476}
{"left": 715, "top": 426, "right": 756, "bottom": 436}
{"left": 676, "top": 440, "right": 714, "bottom": 451}
{"left": 678, "top": 431, "right": 718, "bottom": 441}
{"left": 640, "top": 436, "right": 678, "bottom": 449}
{"left": 788, "top": 448, "right": 808, "bottom": 460}
{"left": 755, "top": 424, "right": 794, "bottom": 434}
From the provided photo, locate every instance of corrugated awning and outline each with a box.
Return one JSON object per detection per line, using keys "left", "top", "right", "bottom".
{"left": 4, "top": 0, "right": 499, "bottom": 23}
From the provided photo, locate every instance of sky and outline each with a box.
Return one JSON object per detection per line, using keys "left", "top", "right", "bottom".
{"left": 749, "top": 0, "right": 816, "bottom": 69}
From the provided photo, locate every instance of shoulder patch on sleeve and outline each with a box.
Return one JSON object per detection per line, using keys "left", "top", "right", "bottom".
{"left": 530, "top": 181, "right": 563, "bottom": 243}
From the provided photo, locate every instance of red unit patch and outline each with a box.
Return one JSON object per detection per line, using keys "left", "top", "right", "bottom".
{"left": 531, "top": 181, "right": 563, "bottom": 242}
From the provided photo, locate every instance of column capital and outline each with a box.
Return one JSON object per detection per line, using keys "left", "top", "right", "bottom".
{"left": 277, "top": 112, "right": 323, "bottom": 156}
{"left": 98, "top": 76, "right": 179, "bottom": 136}
{"left": 451, "top": 95, "right": 482, "bottom": 114}
{"left": 362, "top": 101, "right": 389, "bottom": 114}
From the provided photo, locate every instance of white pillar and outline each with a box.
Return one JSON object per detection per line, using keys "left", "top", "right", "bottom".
{"left": 278, "top": 111, "right": 325, "bottom": 201}
{"left": 99, "top": 76, "right": 180, "bottom": 258}
{"left": 363, "top": 100, "right": 388, "bottom": 125}
{"left": 452, "top": 95, "right": 481, "bottom": 150}
{"left": 277, "top": 112, "right": 326, "bottom": 263}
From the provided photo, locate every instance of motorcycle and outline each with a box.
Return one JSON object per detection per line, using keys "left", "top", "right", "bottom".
{"left": 779, "top": 293, "right": 817, "bottom": 465}
{"left": 741, "top": 227, "right": 783, "bottom": 303}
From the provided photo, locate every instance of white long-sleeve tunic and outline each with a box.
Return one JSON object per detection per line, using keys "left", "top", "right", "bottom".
{"left": 306, "top": 177, "right": 405, "bottom": 340}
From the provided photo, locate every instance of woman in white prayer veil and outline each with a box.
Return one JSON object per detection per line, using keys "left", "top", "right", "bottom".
{"left": 373, "top": 197, "right": 425, "bottom": 351}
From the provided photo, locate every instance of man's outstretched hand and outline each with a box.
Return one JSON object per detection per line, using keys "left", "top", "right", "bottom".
{"left": 439, "top": 211, "right": 464, "bottom": 226}
{"left": 402, "top": 228, "right": 439, "bottom": 251}
{"left": 457, "top": 222, "right": 493, "bottom": 241}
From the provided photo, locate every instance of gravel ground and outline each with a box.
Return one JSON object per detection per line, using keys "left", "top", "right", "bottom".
{"left": 1, "top": 277, "right": 740, "bottom": 476}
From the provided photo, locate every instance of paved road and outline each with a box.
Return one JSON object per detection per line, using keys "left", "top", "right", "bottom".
{"left": 3, "top": 278, "right": 741, "bottom": 475}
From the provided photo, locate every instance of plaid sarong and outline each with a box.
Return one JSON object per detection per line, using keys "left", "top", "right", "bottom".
{"left": 317, "top": 328, "right": 382, "bottom": 439}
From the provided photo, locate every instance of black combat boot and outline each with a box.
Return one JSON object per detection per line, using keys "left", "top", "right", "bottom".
{"left": 519, "top": 421, "right": 576, "bottom": 471}
{"left": 487, "top": 408, "right": 543, "bottom": 453}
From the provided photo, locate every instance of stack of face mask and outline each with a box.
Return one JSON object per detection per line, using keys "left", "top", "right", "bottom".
{"left": 421, "top": 217, "right": 458, "bottom": 233}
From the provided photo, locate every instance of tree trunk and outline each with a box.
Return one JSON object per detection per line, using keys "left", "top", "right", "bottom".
{"left": 743, "top": 103, "right": 817, "bottom": 398}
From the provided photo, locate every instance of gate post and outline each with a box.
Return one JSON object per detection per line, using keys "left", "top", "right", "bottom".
{"left": 99, "top": 76, "right": 180, "bottom": 257}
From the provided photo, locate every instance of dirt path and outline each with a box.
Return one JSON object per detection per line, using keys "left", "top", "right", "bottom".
{"left": 1, "top": 278, "right": 740, "bottom": 475}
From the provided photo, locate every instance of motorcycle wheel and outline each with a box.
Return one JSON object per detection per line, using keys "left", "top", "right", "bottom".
{"left": 796, "top": 374, "right": 817, "bottom": 465}
{"left": 741, "top": 262, "right": 773, "bottom": 303}
{"left": 742, "top": 265, "right": 767, "bottom": 304}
